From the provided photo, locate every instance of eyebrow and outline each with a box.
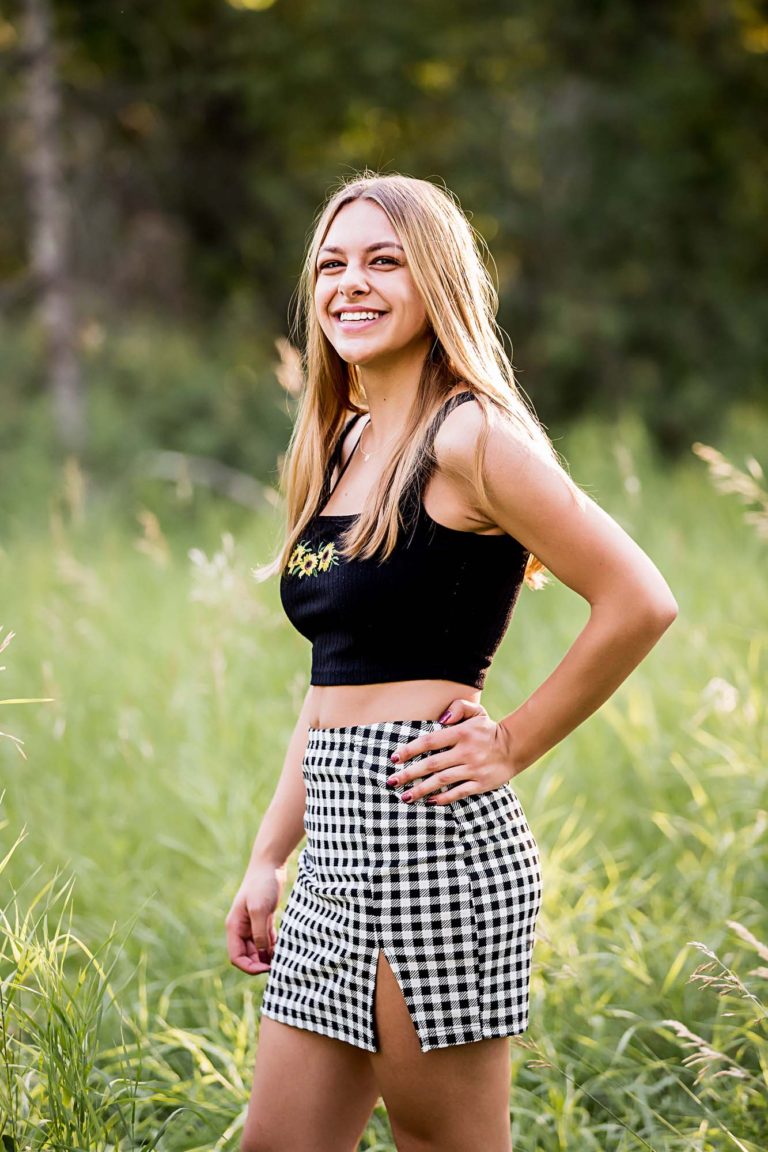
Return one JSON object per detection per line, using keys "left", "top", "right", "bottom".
{"left": 318, "top": 241, "right": 405, "bottom": 256}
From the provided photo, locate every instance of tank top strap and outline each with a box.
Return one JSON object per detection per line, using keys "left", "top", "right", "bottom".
{"left": 328, "top": 413, "right": 368, "bottom": 497}
{"left": 316, "top": 411, "right": 368, "bottom": 512}
{"left": 423, "top": 390, "right": 477, "bottom": 452}
{"left": 400, "top": 390, "right": 477, "bottom": 533}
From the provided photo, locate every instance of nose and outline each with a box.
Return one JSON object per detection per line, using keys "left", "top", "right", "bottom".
{"left": 338, "top": 261, "right": 369, "bottom": 298}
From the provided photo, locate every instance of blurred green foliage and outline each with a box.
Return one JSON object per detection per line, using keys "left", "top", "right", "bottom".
{"left": 0, "top": 316, "right": 291, "bottom": 528}
{"left": 1, "top": 0, "right": 767, "bottom": 454}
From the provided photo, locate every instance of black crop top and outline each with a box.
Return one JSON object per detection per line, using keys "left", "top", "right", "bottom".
{"left": 279, "top": 391, "right": 530, "bottom": 689}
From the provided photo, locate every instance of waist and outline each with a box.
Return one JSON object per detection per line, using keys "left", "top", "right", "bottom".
{"left": 309, "top": 679, "right": 481, "bottom": 729}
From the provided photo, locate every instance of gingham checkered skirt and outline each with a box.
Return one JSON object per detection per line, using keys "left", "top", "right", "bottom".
{"left": 259, "top": 718, "right": 542, "bottom": 1053}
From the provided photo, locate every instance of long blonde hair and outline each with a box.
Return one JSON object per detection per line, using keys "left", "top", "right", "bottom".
{"left": 256, "top": 171, "right": 559, "bottom": 586}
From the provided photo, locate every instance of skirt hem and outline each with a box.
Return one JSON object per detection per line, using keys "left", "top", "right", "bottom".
{"left": 259, "top": 1007, "right": 378, "bottom": 1053}
{"left": 259, "top": 1005, "right": 531, "bottom": 1054}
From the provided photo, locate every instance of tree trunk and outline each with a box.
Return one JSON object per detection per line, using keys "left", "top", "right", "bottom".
{"left": 20, "top": 0, "right": 85, "bottom": 452}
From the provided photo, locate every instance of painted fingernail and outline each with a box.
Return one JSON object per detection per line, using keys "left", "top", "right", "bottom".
{"left": 386, "top": 775, "right": 398, "bottom": 786}
{"left": 425, "top": 797, "right": 438, "bottom": 804}
{"left": 390, "top": 752, "right": 400, "bottom": 763}
{"left": 401, "top": 791, "right": 413, "bottom": 803}
{"left": 258, "top": 949, "right": 271, "bottom": 964}
{"left": 438, "top": 710, "right": 452, "bottom": 723}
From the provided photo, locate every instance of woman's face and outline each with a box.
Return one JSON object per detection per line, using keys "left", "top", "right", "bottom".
{"left": 314, "top": 199, "right": 431, "bottom": 369}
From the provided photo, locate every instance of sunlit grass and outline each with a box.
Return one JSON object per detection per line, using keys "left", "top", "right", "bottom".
{"left": 1, "top": 409, "right": 766, "bottom": 1149}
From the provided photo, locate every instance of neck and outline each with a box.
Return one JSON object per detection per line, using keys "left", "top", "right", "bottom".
{"left": 356, "top": 340, "right": 431, "bottom": 444}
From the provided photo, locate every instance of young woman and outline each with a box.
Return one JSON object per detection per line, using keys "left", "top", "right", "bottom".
{"left": 226, "top": 172, "right": 677, "bottom": 1152}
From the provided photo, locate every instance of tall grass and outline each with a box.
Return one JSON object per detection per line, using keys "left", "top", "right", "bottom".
{"left": 1, "top": 407, "right": 766, "bottom": 1149}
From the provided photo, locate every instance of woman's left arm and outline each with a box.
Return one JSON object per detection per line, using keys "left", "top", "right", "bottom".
{"left": 388, "top": 419, "right": 678, "bottom": 800}
{"left": 487, "top": 424, "right": 678, "bottom": 776}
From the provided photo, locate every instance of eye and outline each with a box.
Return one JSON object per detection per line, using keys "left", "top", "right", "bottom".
{"left": 318, "top": 260, "right": 343, "bottom": 271}
{"left": 372, "top": 256, "right": 400, "bottom": 266}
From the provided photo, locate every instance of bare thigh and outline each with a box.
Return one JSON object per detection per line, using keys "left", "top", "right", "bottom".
{"left": 370, "top": 951, "right": 513, "bottom": 1152}
{"left": 241, "top": 1015, "right": 381, "bottom": 1152}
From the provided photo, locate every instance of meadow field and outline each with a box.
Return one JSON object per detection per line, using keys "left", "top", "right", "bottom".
{"left": 1, "top": 412, "right": 766, "bottom": 1151}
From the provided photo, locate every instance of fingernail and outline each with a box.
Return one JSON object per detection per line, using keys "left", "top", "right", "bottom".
{"left": 390, "top": 752, "right": 400, "bottom": 763}
{"left": 401, "top": 791, "right": 413, "bottom": 803}
{"left": 386, "top": 775, "right": 398, "bottom": 786}
{"left": 258, "top": 949, "right": 271, "bottom": 964}
{"left": 438, "top": 710, "right": 452, "bottom": 723}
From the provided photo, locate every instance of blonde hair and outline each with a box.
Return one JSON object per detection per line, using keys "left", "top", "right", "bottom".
{"left": 256, "top": 171, "right": 559, "bottom": 586}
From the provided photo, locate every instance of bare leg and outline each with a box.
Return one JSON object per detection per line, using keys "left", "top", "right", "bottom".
{"left": 241, "top": 1015, "right": 381, "bottom": 1152}
{"left": 369, "top": 951, "right": 513, "bottom": 1152}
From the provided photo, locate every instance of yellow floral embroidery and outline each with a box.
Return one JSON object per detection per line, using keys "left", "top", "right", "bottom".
{"left": 287, "top": 539, "right": 340, "bottom": 578}
{"left": 317, "top": 541, "right": 337, "bottom": 572}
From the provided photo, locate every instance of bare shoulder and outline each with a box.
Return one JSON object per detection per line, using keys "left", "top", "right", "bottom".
{"left": 431, "top": 392, "right": 676, "bottom": 617}
{"left": 433, "top": 393, "right": 555, "bottom": 482}
{"left": 431, "top": 395, "right": 500, "bottom": 496}
{"left": 433, "top": 392, "right": 582, "bottom": 534}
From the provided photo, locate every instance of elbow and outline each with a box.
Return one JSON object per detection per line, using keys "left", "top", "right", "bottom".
{"left": 590, "top": 574, "right": 679, "bottom": 641}
{"left": 639, "top": 587, "right": 679, "bottom": 640}
{"left": 596, "top": 580, "right": 678, "bottom": 642}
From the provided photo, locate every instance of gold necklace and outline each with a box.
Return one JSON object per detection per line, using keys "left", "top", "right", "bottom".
{"left": 358, "top": 417, "right": 398, "bottom": 462}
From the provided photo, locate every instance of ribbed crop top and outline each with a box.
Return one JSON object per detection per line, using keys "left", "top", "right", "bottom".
{"left": 279, "top": 391, "right": 530, "bottom": 689}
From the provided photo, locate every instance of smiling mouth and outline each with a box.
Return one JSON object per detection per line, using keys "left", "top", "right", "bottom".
{"left": 334, "top": 311, "right": 386, "bottom": 327}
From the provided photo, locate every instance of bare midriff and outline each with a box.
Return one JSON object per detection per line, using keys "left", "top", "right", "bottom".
{"left": 308, "top": 679, "right": 482, "bottom": 729}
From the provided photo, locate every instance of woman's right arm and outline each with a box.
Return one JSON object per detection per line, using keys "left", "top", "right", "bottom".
{"left": 225, "top": 685, "right": 316, "bottom": 974}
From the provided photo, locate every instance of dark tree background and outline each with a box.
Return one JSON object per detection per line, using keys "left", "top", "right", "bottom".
{"left": 1, "top": 0, "right": 766, "bottom": 466}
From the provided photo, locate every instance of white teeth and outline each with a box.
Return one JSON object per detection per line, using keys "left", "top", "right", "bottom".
{"left": 338, "top": 311, "right": 380, "bottom": 322}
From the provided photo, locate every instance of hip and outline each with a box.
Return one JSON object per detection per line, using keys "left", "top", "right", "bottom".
{"left": 300, "top": 717, "right": 539, "bottom": 873}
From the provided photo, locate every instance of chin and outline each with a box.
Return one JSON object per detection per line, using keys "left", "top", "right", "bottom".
{"left": 333, "top": 345, "right": 384, "bottom": 367}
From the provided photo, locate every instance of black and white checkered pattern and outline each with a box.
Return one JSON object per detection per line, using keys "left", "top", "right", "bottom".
{"left": 259, "top": 718, "right": 542, "bottom": 1053}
